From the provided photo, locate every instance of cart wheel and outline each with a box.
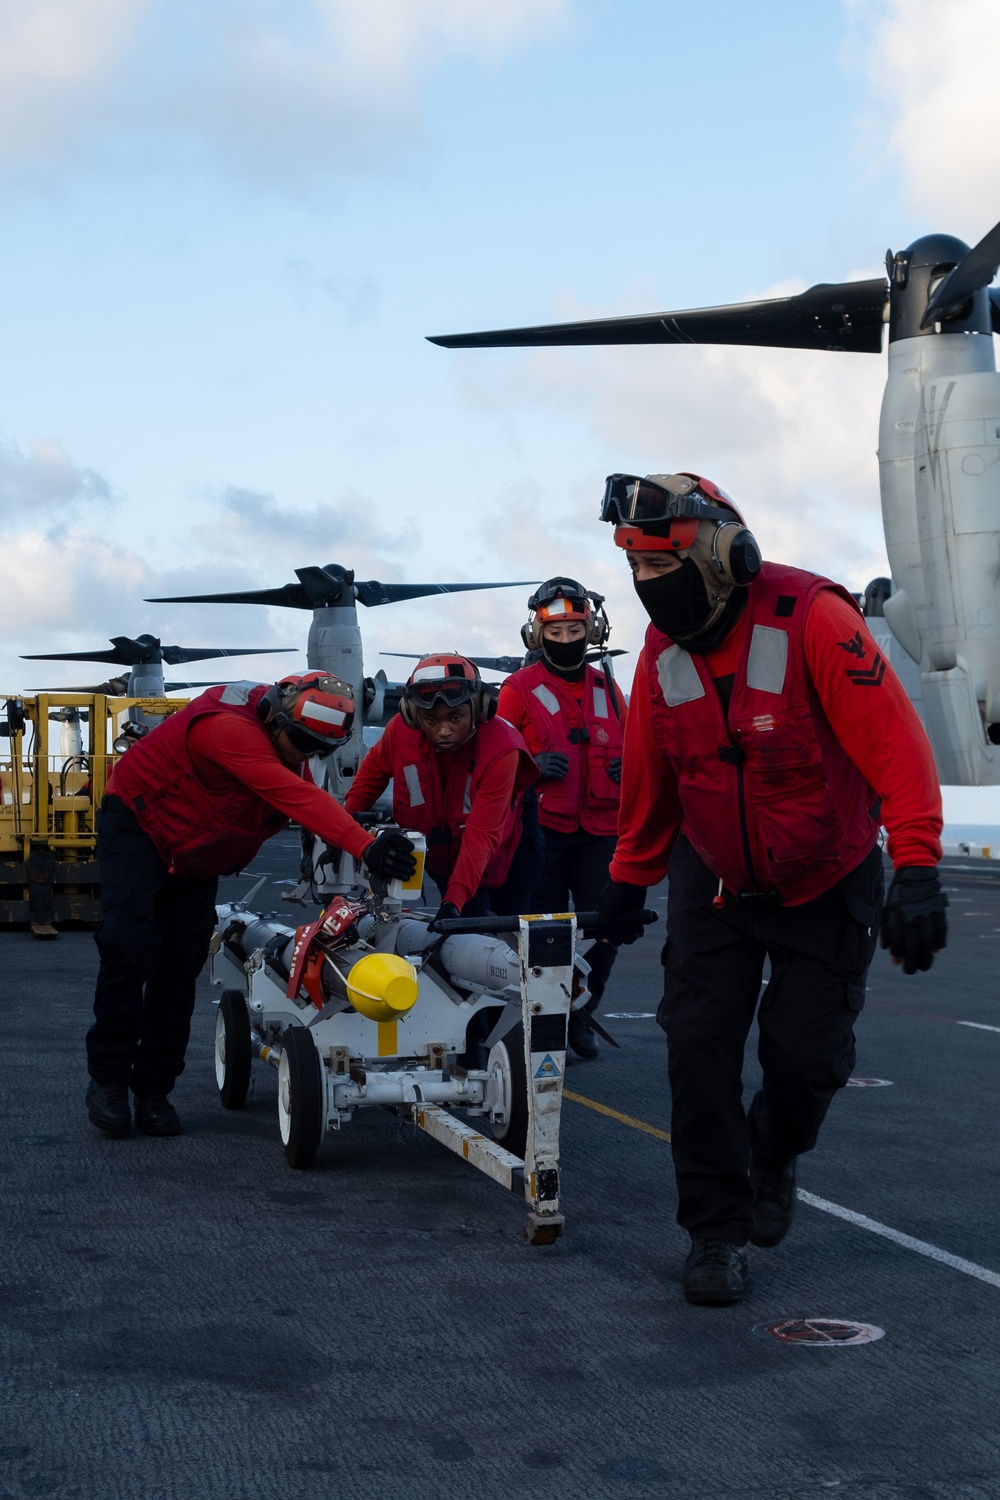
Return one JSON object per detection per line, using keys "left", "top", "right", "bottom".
{"left": 215, "top": 989, "right": 253, "bottom": 1110}
{"left": 278, "top": 1026, "right": 325, "bottom": 1169}
{"left": 486, "top": 1022, "right": 529, "bottom": 1160}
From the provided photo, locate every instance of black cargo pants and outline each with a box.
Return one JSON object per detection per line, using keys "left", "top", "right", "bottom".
{"left": 531, "top": 827, "right": 619, "bottom": 1011}
{"left": 659, "top": 835, "right": 884, "bottom": 1244}
{"left": 87, "top": 796, "right": 218, "bottom": 1096}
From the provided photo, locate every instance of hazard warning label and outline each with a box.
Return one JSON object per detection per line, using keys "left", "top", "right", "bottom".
{"left": 533, "top": 1054, "right": 560, "bottom": 1079}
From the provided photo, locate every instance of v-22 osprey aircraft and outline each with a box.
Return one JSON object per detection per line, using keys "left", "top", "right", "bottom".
{"left": 429, "top": 216, "right": 1000, "bottom": 788}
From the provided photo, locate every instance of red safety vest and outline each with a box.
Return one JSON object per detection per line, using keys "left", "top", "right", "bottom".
{"left": 109, "top": 683, "right": 292, "bottom": 878}
{"left": 501, "top": 662, "right": 623, "bottom": 835}
{"left": 386, "top": 716, "right": 536, "bottom": 888}
{"left": 645, "top": 563, "right": 879, "bottom": 904}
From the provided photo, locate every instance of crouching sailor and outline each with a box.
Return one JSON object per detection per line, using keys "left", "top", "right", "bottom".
{"left": 85, "top": 674, "right": 415, "bottom": 1138}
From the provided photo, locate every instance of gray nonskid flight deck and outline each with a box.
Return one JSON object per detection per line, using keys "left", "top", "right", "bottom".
{"left": 1, "top": 854, "right": 999, "bottom": 1499}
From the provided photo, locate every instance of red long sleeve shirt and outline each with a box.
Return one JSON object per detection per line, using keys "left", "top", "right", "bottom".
{"left": 345, "top": 725, "right": 520, "bottom": 910}
{"left": 610, "top": 588, "right": 942, "bottom": 888}
{"left": 182, "top": 713, "right": 374, "bottom": 861}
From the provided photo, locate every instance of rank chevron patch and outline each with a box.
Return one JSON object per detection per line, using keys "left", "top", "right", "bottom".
{"left": 846, "top": 651, "right": 886, "bottom": 687}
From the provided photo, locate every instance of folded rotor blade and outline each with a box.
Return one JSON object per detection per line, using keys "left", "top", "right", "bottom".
{"left": 921, "top": 216, "right": 1000, "bottom": 327}
{"left": 382, "top": 647, "right": 627, "bottom": 675}
{"left": 28, "top": 634, "right": 167, "bottom": 667}
{"left": 428, "top": 279, "right": 888, "bottom": 355}
{"left": 148, "top": 583, "right": 317, "bottom": 609}
{"left": 160, "top": 646, "right": 295, "bottom": 665}
{"left": 355, "top": 580, "right": 538, "bottom": 607}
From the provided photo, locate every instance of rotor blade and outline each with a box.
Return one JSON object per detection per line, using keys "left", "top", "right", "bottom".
{"left": 22, "top": 646, "right": 141, "bottom": 666}
{"left": 428, "top": 279, "right": 888, "bottom": 355}
{"left": 921, "top": 216, "right": 1000, "bottom": 327}
{"left": 147, "top": 584, "right": 316, "bottom": 608}
{"left": 382, "top": 647, "right": 628, "bottom": 674}
{"left": 356, "top": 580, "right": 538, "bottom": 607}
{"left": 160, "top": 646, "right": 296, "bottom": 665}
{"left": 162, "top": 679, "right": 251, "bottom": 691}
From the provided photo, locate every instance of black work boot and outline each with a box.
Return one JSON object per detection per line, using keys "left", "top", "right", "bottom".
{"left": 86, "top": 1079, "right": 131, "bottom": 1137}
{"left": 133, "top": 1092, "right": 182, "bottom": 1137}
{"left": 682, "top": 1239, "right": 750, "bottom": 1306}
{"left": 749, "top": 1155, "right": 797, "bottom": 1248}
{"left": 568, "top": 1009, "right": 599, "bottom": 1060}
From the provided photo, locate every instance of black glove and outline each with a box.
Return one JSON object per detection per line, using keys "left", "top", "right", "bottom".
{"left": 362, "top": 830, "right": 416, "bottom": 883}
{"left": 534, "top": 751, "right": 570, "bottom": 779}
{"left": 607, "top": 756, "right": 623, "bottom": 784}
{"left": 428, "top": 900, "right": 460, "bottom": 932}
{"left": 596, "top": 881, "right": 648, "bottom": 945}
{"left": 880, "top": 866, "right": 948, "bottom": 975}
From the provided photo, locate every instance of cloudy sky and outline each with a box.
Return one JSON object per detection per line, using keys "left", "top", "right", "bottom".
{"left": 1, "top": 0, "right": 998, "bottom": 820}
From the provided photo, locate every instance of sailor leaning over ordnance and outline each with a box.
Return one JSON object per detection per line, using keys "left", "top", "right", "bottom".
{"left": 345, "top": 653, "right": 538, "bottom": 929}
{"left": 85, "top": 672, "right": 416, "bottom": 1139}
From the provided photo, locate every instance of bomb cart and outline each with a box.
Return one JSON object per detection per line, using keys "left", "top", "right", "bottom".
{"left": 207, "top": 842, "right": 654, "bottom": 1244}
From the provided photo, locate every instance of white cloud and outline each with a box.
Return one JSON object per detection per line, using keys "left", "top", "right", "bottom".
{"left": 0, "top": 0, "right": 149, "bottom": 163}
{"left": 846, "top": 0, "right": 1000, "bottom": 228}
{"left": 0, "top": 0, "right": 570, "bottom": 173}
{"left": 0, "top": 433, "right": 114, "bottom": 521}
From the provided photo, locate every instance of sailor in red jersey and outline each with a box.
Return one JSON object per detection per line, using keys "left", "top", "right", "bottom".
{"left": 595, "top": 471, "right": 947, "bottom": 1307}
{"left": 499, "top": 579, "right": 627, "bottom": 1058}
{"left": 346, "top": 654, "right": 537, "bottom": 925}
{"left": 86, "top": 673, "right": 416, "bottom": 1139}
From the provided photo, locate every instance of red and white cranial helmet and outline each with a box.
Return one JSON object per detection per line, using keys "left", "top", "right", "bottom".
{"left": 275, "top": 671, "right": 355, "bottom": 752}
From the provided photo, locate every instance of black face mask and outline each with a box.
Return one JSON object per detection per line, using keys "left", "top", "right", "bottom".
{"left": 633, "top": 560, "right": 710, "bottom": 639}
{"left": 633, "top": 560, "right": 748, "bottom": 653}
{"left": 542, "top": 637, "right": 588, "bottom": 677}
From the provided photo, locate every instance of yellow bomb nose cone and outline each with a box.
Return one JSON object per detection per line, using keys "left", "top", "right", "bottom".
{"left": 346, "top": 953, "right": 419, "bottom": 1022}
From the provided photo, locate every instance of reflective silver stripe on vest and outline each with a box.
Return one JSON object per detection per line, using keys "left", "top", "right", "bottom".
{"left": 746, "top": 625, "right": 789, "bottom": 694}
{"left": 219, "top": 681, "right": 256, "bottom": 705}
{"left": 464, "top": 775, "right": 473, "bottom": 814}
{"left": 532, "top": 683, "right": 561, "bottom": 715}
{"left": 403, "top": 764, "right": 425, "bottom": 807}
{"left": 656, "top": 645, "right": 706, "bottom": 707}
{"left": 592, "top": 684, "right": 609, "bottom": 718}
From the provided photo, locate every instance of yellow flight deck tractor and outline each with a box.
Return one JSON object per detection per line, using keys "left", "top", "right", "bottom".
{"left": 210, "top": 843, "right": 656, "bottom": 1243}
{"left": 0, "top": 692, "right": 186, "bottom": 937}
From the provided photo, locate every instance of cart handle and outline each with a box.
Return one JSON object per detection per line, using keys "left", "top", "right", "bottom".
{"left": 426, "top": 909, "right": 658, "bottom": 939}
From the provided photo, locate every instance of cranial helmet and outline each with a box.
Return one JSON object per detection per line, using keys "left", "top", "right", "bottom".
{"left": 399, "top": 653, "right": 497, "bottom": 728}
{"left": 521, "top": 577, "right": 611, "bottom": 653}
{"left": 601, "top": 470, "right": 762, "bottom": 639}
{"left": 257, "top": 671, "right": 355, "bottom": 755}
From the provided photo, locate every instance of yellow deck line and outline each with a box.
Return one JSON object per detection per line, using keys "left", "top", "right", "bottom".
{"left": 563, "top": 1088, "right": 671, "bottom": 1143}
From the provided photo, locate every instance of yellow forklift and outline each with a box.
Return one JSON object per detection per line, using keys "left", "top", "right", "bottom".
{"left": 0, "top": 692, "right": 185, "bottom": 938}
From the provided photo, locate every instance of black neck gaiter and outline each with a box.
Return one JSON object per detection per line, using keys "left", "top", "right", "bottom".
{"left": 542, "top": 638, "right": 588, "bottom": 678}
{"left": 633, "top": 560, "right": 748, "bottom": 653}
{"left": 633, "top": 560, "right": 710, "bottom": 639}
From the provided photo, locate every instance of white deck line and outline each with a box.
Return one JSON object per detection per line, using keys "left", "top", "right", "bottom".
{"left": 957, "top": 1020, "right": 1000, "bottom": 1033}
{"left": 798, "top": 1190, "right": 1000, "bottom": 1289}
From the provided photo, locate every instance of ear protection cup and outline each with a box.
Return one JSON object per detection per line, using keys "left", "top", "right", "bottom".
{"left": 256, "top": 684, "right": 283, "bottom": 727}
{"left": 399, "top": 696, "right": 419, "bottom": 729}
{"left": 712, "top": 524, "right": 763, "bottom": 587}
{"left": 473, "top": 687, "right": 498, "bottom": 723}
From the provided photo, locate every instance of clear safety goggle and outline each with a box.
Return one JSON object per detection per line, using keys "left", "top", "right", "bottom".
{"left": 600, "top": 473, "right": 732, "bottom": 528}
